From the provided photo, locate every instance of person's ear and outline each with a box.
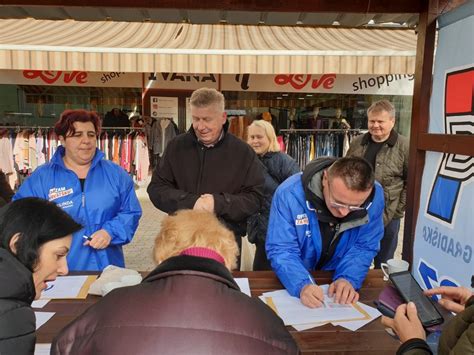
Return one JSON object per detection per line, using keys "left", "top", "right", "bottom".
{"left": 59, "top": 135, "right": 66, "bottom": 145}
{"left": 9, "top": 233, "right": 21, "bottom": 254}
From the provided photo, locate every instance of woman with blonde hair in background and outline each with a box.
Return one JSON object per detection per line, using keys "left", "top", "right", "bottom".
{"left": 247, "top": 120, "right": 299, "bottom": 270}
{"left": 52, "top": 210, "right": 298, "bottom": 355}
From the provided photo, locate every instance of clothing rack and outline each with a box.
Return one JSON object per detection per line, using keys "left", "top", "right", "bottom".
{"left": 0, "top": 125, "right": 144, "bottom": 131}
{"left": 0, "top": 125, "right": 53, "bottom": 130}
{"left": 280, "top": 128, "right": 364, "bottom": 133}
{"left": 102, "top": 126, "right": 144, "bottom": 130}
{"left": 281, "top": 128, "right": 364, "bottom": 169}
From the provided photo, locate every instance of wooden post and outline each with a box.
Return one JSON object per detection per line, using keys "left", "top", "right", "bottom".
{"left": 402, "top": 0, "right": 438, "bottom": 264}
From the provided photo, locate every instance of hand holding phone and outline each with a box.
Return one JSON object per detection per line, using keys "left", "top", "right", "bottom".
{"left": 381, "top": 302, "right": 427, "bottom": 343}
{"left": 389, "top": 271, "right": 444, "bottom": 328}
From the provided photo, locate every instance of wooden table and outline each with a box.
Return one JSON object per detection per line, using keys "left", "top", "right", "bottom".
{"left": 36, "top": 269, "right": 400, "bottom": 354}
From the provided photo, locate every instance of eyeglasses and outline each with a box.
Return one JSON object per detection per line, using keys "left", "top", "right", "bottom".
{"left": 326, "top": 179, "right": 366, "bottom": 212}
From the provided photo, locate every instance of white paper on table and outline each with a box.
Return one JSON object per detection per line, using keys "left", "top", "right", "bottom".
{"left": 262, "top": 289, "right": 291, "bottom": 298}
{"left": 34, "top": 312, "right": 55, "bottom": 330}
{"left": 291, "top": 321, "right": 329, "bottom": 331}
{"left": 234, "top": 278, "right": 251, "bottom": 297}
{"left": 31, "top": 299, "right": 50, "bottom": 309}
{"left": 40, "top": 275, "right": 89, "bottom": 299}
{"left": 332, "top": 302, "right": 381, "bottom": 331}
{"left": 269, "top": 285, "right": 366, "bottom": 326}
{"left": 34, "top": 344, "right": 51, "bottom": 355}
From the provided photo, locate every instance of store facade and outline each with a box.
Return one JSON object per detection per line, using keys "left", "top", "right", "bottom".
{"left": 0, "top": 69, "right": 414, "bottom": 138}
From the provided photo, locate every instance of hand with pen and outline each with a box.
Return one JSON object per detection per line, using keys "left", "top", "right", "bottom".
{"left": 300, "top": 284, "right": 325, "bottom": 308}
{"left": 83, "top": 229, "right": 112, "bottom": 249}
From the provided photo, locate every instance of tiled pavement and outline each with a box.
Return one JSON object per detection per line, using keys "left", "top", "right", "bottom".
{"left": 123, "top": 185, "right": 165, "bottom": 271}
{"left": 124, "top": 184, "right": 404, "bottom": 271}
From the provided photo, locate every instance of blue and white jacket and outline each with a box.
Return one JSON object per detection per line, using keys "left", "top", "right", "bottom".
{"left": 266, "top": 158, "right": 384, "bottom": 297}
{"left": 14, "top": 146, "right": 142, "bottom": 271}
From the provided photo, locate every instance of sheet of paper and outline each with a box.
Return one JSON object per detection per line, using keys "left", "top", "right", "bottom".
{"left": 234, "top": 277, "right": 251, "bottom": 297}
{"left": 40, "top": 275, "right": 91, "bottom": 299}
{"left": 35, "top": 312, "right": 55, "bottom": 330}
{"left": 291, "top": 321, "right": 329, "bottom": 331}
{"left": 31, "top": 299, "right": 50, "bottom": 309}
{"left": 34, "top": 344, "right": 52, "bottom": 355}
{"left": 267, "top": 286, "right": 367, "bottom": 326}
{"left": 332, "top": 302, "right": 381, "bottom": 331}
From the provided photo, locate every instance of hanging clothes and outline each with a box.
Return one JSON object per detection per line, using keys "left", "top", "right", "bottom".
{"left": 282, "top": 130, "right": 362, "bottom": 170}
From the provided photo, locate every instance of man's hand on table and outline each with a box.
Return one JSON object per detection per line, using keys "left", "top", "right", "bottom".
{"left": 328, "top": 278, "right": 359, "bottom": 304}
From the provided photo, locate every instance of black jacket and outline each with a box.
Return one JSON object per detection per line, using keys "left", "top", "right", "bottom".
{"left": 0, "top": 249, "right": 36, "bottom": 355}
{"left": 52, "top": 255, "right": 298, "bottom": 355}
{"left": 148, "top": 122, "right": 264, "bottom": 236}
{"left": 247, "top": 152, "right": 299, "bottom": 243}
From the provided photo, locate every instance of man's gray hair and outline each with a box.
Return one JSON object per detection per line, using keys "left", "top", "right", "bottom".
{"left": 190, "top": 87, "right": 225, "bottom": 113}
{"left": 367, "top": 99, "right": 396, "bottom": 119}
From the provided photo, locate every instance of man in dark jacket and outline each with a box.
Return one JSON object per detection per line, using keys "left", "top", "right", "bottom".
{"left": 346, "top": 100, "right": 409, "bottom": 268}
{"left": 382, "top": 285, "right": 473, "bottom": 354}
{"left": 51, "top": 210, "right": 298, "bottom": 355}
{"left": 147, "top": 88, "right": 264, "bottom": 259}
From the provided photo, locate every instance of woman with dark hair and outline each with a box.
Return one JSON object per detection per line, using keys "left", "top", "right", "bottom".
{"left": 14, "top": 109, "right": 142, "bottom": 271}
{"left": 0, "top": 197, "right": 82, "bottom": 354}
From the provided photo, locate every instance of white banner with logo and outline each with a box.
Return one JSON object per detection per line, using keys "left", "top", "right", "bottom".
{"left": 220, "top": 73, "right": 415, "bottom": 95}
{"left": 413, "top": 2, "right": 474, "bottom": 290}
{"left": 0, "top": 70, "right": 414, "bottom": 96}
{"left": 0, "top": 70, "right": 142, "bottom": 87}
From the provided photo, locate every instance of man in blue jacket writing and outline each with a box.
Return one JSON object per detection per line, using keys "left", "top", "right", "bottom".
{"left": 266, "top": 156, "right": 384, "bottom": 307}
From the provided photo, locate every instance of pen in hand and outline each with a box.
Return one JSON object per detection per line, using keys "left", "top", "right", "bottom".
{"left": 308, "top": 274, "right": 327, "bottom": 307}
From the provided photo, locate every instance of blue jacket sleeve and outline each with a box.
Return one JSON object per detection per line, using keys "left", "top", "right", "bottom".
{"left": 101, "top": 169, "right": 142, "bottom": 246}
{"left": 266, "top": 185, "right": 313, "bottom": 297}
{"left": 332, "top": 188, "right": 384, "bottom": 290}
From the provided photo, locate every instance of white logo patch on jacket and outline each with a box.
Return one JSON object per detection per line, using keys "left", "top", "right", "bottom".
{"left": 48, "top": 187, "right": 73, "bottom": 201}
{"left": 295, "top": 213, "right": 309, "bottom": 226}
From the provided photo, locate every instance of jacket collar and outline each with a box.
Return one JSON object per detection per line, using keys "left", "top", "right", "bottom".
{"left": 143, "top": 254, "right": 239, "bottom": 291}
{"left": 51, "top": 146, "right": 105, "bottom": 170}
{"left": 0, "top": 248, "right": 36, "bottom": 303}
{"left": 188, "top": 120, "right": 230, "bottom": 149}
{"left": 361, "top": 129, "right": 398, "bottom": 147}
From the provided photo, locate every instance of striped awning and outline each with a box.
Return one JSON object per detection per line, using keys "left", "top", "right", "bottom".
{"left": 0, "top": 18, "right": 417, "bottom": 74}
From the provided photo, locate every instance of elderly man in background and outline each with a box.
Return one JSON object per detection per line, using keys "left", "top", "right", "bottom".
{"left": 346, "top": 100, "right": 409, "bottom": 268}
{"left": 147, "top": 88, "right": 264, "bottom": 266}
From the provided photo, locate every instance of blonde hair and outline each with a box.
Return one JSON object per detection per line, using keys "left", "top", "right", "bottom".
{"left": 189, "top": 87, "right": 225, "bottom": 113}
{"left": 248, "top": 120, "right": 280, "bottom": 152}
{"left": 153, "top": 210, "right": 238, "bottom": 270}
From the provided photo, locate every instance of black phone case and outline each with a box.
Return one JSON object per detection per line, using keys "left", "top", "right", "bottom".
{"left": 389, "top": 271, "right": 444, "bottom": 328}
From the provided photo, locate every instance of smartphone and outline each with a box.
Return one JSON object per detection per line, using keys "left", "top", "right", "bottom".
{"left": 389, "top": 271, "right": 444, "bottom": 328}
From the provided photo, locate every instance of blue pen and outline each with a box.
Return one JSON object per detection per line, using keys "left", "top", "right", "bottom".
{"left": 82, "top": 235, "right": 92, "bottom": 241}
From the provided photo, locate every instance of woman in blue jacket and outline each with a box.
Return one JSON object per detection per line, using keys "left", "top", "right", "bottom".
{"left": 247, "top": 120, "right": 299, "bottom": 270}
{"left": 14, "top": 110, "right": 142, "bottom": 271}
